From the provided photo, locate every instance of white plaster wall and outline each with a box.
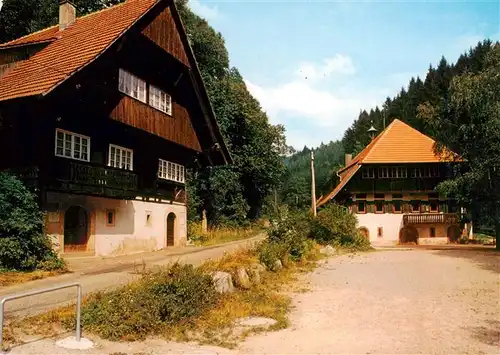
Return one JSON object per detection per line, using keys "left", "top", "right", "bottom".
{"left": 94, "top": 199, "right": 187, "bottom": 256}
{"left": 356, "top": 213, "right": 404, "bottom": 242}
{"left": 45, "top": 192, "right": 187, "bottom": 257}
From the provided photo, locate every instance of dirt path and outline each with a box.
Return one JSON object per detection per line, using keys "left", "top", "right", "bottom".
{"left": 0, "top": 235, "right": 264, "bottom": 319}
{"left": 8, "top": 247, "right": 499, "bottom": 354}
{"left": 239, "top": 248, "right": 500, "bottom": 354}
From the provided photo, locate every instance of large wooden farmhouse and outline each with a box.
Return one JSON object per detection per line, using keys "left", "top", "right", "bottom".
{"left": 317, "top": 119, "right": 463, "bottom": 246}
{"left": 0, "top": 0, "right": 230, "bottom": 256}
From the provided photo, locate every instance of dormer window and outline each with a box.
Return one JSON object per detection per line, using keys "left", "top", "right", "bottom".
{"left": 149, "top": 85, "right": 172, "bottom": 115}
{"left": 119, "top": 68, "right": 146, "bottom": 103}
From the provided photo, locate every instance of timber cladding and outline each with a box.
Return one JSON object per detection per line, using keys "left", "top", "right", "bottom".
{"left": 110, "top": 95, "right": 201, "bottom": 152}
{"left": 142, "top": 5, "right": 190, "bottom": 68}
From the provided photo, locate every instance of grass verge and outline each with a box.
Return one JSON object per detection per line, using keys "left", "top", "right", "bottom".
{"left": 0, "top": 269, "right": 69, "bottom": 287}
{"left": 188, "top": 223, "right": 263, "bottom": 247}
{"left": 3, "top": 246, "right": 321, "bottom": 350}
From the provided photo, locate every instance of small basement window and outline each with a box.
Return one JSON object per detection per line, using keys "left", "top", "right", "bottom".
{"left": 377, "top": 227, "right": 383, "bottom": 238}
{"left": 146, "top": 211, "right": 152, "bottom": 227}
{"left": 106, "top": 210, "right": 115, "bottom": 227}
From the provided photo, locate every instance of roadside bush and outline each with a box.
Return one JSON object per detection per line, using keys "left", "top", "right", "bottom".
{"left": 265, "top": 206, "right": 313, "bottom": 262}
{"left": 0, "top": 173, "right": 65, "bottom": 271}
{"left": 311, "top": 204, "right": 370, "bottom": 250}
{"left": 257, "top": 240, "right": 289, "bottom": 271}
{"left": 81, "top": 263, "right": 219, "bottom": 340}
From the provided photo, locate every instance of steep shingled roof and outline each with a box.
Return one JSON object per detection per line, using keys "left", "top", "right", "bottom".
{"left": 0, "top": 0, "right": 158, "bottom": 101}
{"left": 317, "top": 119, "right": 456, "bottom": 207}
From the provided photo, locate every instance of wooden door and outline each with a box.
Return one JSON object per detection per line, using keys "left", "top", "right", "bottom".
{"left": 166, "top": 213, "right": 176, "bottom": 247}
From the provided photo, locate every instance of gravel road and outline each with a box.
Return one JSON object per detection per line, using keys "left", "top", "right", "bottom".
{"left": 8, "top": 247, "right": 499, "bottom": 354}
{"left": 239, "top": 248, "right": 500, "bottom": 354}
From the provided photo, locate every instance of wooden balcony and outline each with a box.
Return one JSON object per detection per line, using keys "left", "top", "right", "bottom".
{"left": 8, "top": 160, "right": 186, "bottom": 202}
{"left": 403, "top": 213, "right": 459, "bottom": 226}
{"left": 51, "top": 160, "right": 138, "bottom": 198}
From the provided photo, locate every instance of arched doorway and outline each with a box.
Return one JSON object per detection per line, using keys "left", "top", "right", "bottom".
{"left": 64, "top": 206, "right": 89, "bottom": 252}
{"left": 447, "top": 225, "right": 461, "bottom": 243}
{"left": 358, "top": 227, "right": 370, "bottom": 241}
{"left": 399, "top": 226, "right": 419, "bottom": 244}
{"left": 166, "top": 213, "right": 176, "bottom": 247}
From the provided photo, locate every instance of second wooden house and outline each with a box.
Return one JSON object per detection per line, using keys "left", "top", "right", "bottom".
{"left": 317, "top": 119, "right": 463, "bottom": 246}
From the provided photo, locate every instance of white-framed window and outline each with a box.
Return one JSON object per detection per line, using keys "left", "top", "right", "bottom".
{"left": 362, "top": 167, "right": 376, "bottom": 179}
{"left": 149, "top": 85, "right": 172, "bottom": 115}
{"left": 378, "top": 167, "right": 390, "bottom": 178}
{"left": 108, "top": 144, "right": 133, "bottom": 170}
{"left": 391, "top": 167, "right": 407, "bottom": 178}
{"left": 158, "top": 159, "right": 185, "bottom": 183}
{"left": 55, "top": 129, "right": 90, "bottom": 162}
{"left": 118, "top": 68, "right": 146, "bottom": 103}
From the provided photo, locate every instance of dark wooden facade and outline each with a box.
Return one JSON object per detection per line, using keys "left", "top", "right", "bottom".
{"left": 0, "top": 0, "right": 226, "bottom": 205}
{"left": 342, "top": 163, "right": 460, "bottom": 215}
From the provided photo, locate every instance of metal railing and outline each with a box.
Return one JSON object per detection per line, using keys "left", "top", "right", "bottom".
{"left": 0, "top": 283, "right": 82, "bottom": 348}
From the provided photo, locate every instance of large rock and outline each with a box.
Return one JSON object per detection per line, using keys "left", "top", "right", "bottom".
{"left": 273, "top": 259, "right": 283, "bottom": 271}
{"left": 235, "top": 267, "right": 252, "bottom": 289}
{"left": 320, "top": 245, "right": 337, "bottom": 256}
{"left": 250, "top": 263, "right": 266, "bottom": 273}
{"left": 248, "top": 263, "right": 266, "bottom": 284}
{"left": 212, "top": 271, "right": 234, "bottom": 293}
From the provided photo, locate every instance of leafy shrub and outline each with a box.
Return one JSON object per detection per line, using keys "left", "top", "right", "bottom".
{"left": 149, "top": 263, "right": 219, "bottom": 323}
{"left": 265, "top": 206, "right": 313, "bottom": 262}
{"left": 311, "top": 204, "right": 370, "bottom": 250}
{"left": 81, "top": 263, "right": 219, "bottom": 340}
{"left": 257, "top": 240, "right": 289, "bottom": 271}
{"left": 0, "top": 173, "right": 65, "bottom": 271}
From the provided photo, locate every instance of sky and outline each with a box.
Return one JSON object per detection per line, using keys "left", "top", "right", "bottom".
{"left": 187, "top": 0, "right": 500, "bottom": 150}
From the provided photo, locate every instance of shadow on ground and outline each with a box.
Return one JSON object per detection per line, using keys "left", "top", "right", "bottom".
{"left": 466, "top": 319, "right": 500, "bottom": 347}
{"left": 427, "top": 246, "right": 500, "bottom": 274}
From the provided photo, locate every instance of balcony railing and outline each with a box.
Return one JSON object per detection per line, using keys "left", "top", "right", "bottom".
{"left": 8, "top": 160, "right": 186, "bottom": 202}
{"left": 403, "top": 213, "right": 459, "bottom": 226}
{"left": 54, "top": 160, "right": 138, "bottom": 193}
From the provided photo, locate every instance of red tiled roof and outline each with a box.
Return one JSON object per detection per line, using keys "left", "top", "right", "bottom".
{"left": 317, "top": 119, "right": 457, "bottom": 207}
{"left": 0, "top": 0, "right": 159, "bottom": 101}
{"left": 0, "top": 26, "right": 59, "bottom": 48}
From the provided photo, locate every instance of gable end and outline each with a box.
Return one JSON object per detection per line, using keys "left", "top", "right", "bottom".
{"left": 141, "top": 4, "right": 190, "bottom": 67}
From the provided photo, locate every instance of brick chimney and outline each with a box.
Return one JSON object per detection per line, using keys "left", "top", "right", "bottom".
{"left": 59, "top": 0, "right": 76, "bottom": 30}
{"left": 345, "top": 153, "right": 352, "bottom": 166}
